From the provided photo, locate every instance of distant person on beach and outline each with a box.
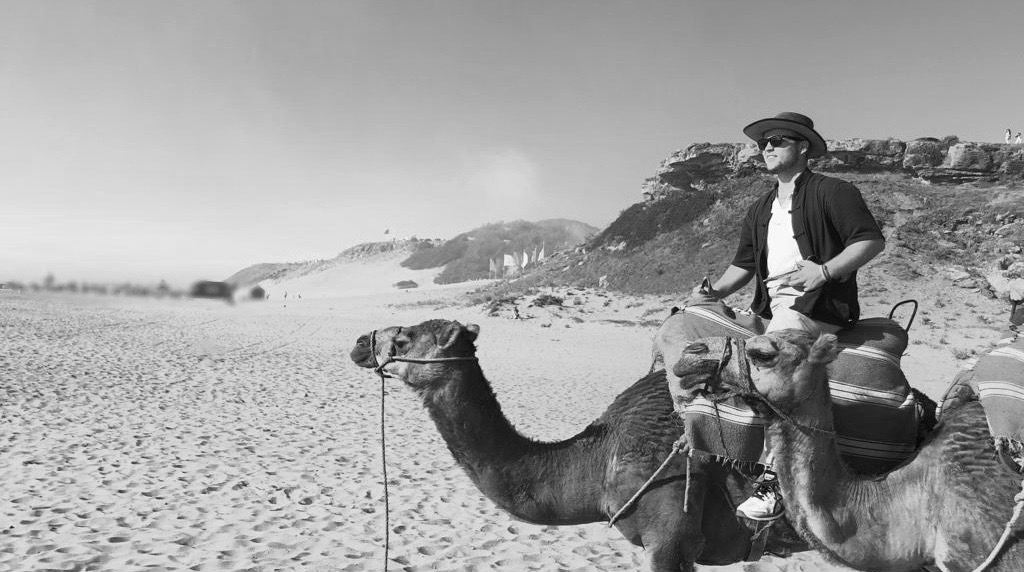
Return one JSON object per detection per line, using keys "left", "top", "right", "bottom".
{"left": 1007, "top": 128, "right": 1013, "bottom": 144}
{"left": 690, "top": 111, "right": 885, "bottom": 519}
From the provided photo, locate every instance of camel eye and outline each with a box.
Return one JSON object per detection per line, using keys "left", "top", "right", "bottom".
{"left": 746, "top": 349, "right": 777, "bottom": 366}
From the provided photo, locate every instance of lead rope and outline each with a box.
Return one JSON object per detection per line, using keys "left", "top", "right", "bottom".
{"left": 378, "top": 367, "right": 391, "bottom": 572}
{"left": 970, "top": 478, "right": 1024, "bottom": 572}
{"left": 608, "top": 339, "right": 736, "bottom": 527}
{"left": 366, "top": 328, "right": 479, "bottom": 570}
{"left": 370, "top": 328, "right": 391, "bottom": 572}
{"left": 607, "top": 445, "right": 689, "bottom": 527}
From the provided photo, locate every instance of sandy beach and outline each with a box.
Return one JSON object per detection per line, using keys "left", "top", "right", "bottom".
{"left": 1, "top": 281, "right": 1004, "bottom": 572}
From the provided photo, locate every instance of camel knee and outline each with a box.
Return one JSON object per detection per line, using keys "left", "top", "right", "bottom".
{"left": 641, "top": 522, "right": 704, "bottom": 572}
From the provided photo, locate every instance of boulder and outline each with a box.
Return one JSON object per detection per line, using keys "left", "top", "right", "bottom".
{"left": 657, "top": 143, "right": 739, "bottom": 189}
{"left": 945, "top": 143, "right": 992, "bottom": 171}
{"left": 903, "top": 139, "right": 949, "bottom": 170}
{"left": 812, "top": 138, "right": 906, "bottom": 172}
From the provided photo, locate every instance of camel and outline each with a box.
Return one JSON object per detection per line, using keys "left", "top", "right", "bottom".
{"left": 673, "top": 330, "right": 1024, "bottom": 572}
{"left": 349, "top": 319, "right": 808, "bottom": 572}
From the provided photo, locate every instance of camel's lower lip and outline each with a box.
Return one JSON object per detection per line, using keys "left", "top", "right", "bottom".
{"left": 349, "top": 348, "right": 376, "bottom": 368}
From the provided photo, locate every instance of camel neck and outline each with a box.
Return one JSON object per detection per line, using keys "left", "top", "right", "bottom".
{"left": 767, "top": 389, "right": 930, "bottom": 570}
{"left": 421, "top": 364, "right": 608, "bottom": 525}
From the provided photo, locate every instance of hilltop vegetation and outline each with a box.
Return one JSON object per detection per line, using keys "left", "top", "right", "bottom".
{"left": 401, "top": 219, "right": 598, "bottom": 284}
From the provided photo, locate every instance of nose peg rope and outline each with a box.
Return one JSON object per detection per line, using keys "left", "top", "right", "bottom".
{"left": 365, "top": 328, "right": 478, "bottom": 570}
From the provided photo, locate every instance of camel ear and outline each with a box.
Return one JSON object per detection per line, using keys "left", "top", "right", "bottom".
{"left": 808, "top": 333, "right": 839, "bottom": 365}
{"left": 438, "top": 321, "right": 477, "bottom": 349}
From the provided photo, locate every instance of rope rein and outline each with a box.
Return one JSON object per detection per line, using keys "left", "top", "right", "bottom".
{"left": 368, "top": 328, "right": 479, "bottom": 570}
{"left": 969, "top": 479, "right": 1024, "bottom": 572}
{"left": 378, "top": 368, "right": 390, "bottom": 572}
{"left": 607, "top": 446, "right": 688, "bottom": 527}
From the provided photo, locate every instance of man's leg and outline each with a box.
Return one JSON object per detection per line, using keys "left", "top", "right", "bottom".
{"left": 763, "top": 305, "right": 841, "bottom": 335}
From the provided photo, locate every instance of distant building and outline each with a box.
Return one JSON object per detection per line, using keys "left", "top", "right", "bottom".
{"left": 190, "top": 280, "right": 234, "bottom": 302}
{"left": 249, "top": 285, "right": 266, "bottom": 300}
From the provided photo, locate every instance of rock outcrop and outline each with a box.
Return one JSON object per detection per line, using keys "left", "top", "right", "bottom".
{"left": 643, "top": 137, "right": 1024, "bottom": 201}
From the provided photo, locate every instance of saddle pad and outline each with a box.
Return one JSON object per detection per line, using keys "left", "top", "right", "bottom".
{"left": 954, "top": 338, "right": 1024, "bottom": 456}
{"left": 668, "top": 301, "right": 920, "bottom": 474}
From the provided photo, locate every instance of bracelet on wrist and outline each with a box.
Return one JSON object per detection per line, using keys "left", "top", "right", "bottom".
{"left": 820, "top": 263, "right": 832, "bottom": 282}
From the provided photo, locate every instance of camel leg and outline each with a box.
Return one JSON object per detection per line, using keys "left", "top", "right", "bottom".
{"left": 636, "top": 479, "right": 706, "bottom": 572}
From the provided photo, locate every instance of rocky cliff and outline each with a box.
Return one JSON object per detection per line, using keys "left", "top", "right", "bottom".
{"left": 643, "top": 137, "right": 1024, "bottom": 201}
{"left": 506, "top": 135, "right": 1024, "bottom": 308}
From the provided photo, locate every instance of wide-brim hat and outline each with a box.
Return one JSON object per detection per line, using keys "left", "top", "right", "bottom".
{"left": 743, "top": 112, "right": 828, "bottom": 158}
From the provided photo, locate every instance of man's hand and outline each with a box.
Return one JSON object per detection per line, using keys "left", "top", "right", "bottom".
{"left": 688, "top": 277, "right": 719, "bottom": 304}
{"left": 785, "top": 260, "right": 827, "bottom": 292}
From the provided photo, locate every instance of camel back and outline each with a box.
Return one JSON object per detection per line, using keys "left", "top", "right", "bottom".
{"left": 662, "top": 300, "right": 921, "bottom": 475}
{"left": 941, "top": 335, "right": 1024, "bottom": 463}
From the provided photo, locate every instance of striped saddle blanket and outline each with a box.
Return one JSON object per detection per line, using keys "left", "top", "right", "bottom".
{"left": 661, "top": 300, "right": 922, "bottom": 475}
{"left": 941, "top": 335, "right": 1024, "bottom": 470}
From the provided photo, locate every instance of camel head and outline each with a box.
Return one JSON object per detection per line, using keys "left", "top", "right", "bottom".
{"left": 350, "top": 319, "right": 480, "bottom": 389}
{"left": 742, "top": 330, "right": 840, "bottom": 412}
{"left": 671, "top": 330, "right": 840, "bottom": 415}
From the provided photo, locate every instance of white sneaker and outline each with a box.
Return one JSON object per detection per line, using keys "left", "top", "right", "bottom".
{"left": 736, "top": 474, "right": 784, "bottom": 521}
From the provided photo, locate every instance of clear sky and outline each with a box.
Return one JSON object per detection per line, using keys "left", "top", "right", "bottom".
{"left": 2, "top": 0, "right": 1023, "bottom": 287}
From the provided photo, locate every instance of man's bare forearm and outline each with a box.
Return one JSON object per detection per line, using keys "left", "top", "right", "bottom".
{"left": 823, "top": 239, "right": 884, "bottom": 280}
{"left": 710, "top": 265, "right": 755, "bottom": 298}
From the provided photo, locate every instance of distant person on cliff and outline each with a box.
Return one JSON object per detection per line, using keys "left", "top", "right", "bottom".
{"left": 690, "top": 111, "right": 885, "bottom": 519}
{"left": 1007, "top": 128, "right": 1013, "bottom": 144}
{"left": 1016, "top": 132, "right": 1022, "bottom": 145}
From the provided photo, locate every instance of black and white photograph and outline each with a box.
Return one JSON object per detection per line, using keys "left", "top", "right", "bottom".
{"left": 5, "top": 2, "right": 1024, "bottom": 571}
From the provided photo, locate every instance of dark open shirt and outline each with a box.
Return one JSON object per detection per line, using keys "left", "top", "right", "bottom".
{"left": 731, "top": 170, "right": 884, "bottom": 327}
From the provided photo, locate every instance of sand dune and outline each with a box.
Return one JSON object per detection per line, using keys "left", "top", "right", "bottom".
{"left": 2, "top": 281, "right": 1003, "bottom": 571}
{"left": 254, "top": 248, "right": 489, "bottom": 301}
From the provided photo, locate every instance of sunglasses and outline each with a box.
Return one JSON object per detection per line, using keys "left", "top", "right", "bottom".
{"left": 756, "top": 135, "right": 804, "bottom": 151}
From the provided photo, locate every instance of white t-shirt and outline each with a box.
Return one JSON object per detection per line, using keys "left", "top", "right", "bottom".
{"left": 765, "top": 194, "right": 803, "bottom": 309}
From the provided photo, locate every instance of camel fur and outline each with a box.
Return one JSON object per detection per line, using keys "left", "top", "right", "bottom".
{"left": 350, "top": 319, "right": 807, "bottom": 572}
{"left": 674, "top": 329, "right": 1024, "bottom": 572}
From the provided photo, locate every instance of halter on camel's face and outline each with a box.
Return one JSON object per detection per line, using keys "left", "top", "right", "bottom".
{"left": 671, "top": 330, "right": 840, "bottom": 415}
{"left": 350, "top": 320, "right": 480, "bottom": 386}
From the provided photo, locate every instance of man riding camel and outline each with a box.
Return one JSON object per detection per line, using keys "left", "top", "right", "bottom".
{"left": 693, "top": 111, "right": 886, "bottom": 519}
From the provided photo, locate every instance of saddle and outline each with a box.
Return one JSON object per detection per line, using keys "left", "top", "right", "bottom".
{"left": 659, "top": 299, "right": 922, "bottom": 475}
{"left": 939, "top": 331, "right": 1024, "bottom": 473}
